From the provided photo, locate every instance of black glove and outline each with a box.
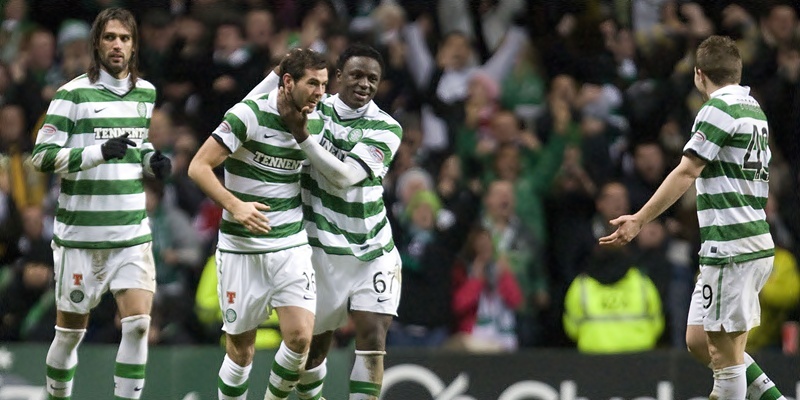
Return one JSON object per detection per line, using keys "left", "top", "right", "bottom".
{"left": 101, "top": 133, "right": 136, "bottom": 161}
{"left": 149, "top": 150, "right": 172, "bottom": 180}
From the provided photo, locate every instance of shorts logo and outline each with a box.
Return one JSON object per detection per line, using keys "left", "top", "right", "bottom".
{"left": 73, "top": 273, "right": 83, "bottom": 285}
{"left": 137, "top": 102, "right": 147, "bottom": 118}
{"left": 226, "top": 291, "right": 236, "bottom": 304}
{"left": 347, "top": 128, "right": 363, "bottom": 143}
{"left": 225, "top": 308, "right": 237, "bottom": 323}
{"left": 70, "top": 290, "right": 85, "bottom": 303}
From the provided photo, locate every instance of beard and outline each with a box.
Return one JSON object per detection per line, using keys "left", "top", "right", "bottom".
{"left": 288, "top": 87, "right": 316, "bottom": 113}
{"left": 100, "top": 54, "right": 128, "bottom": 77}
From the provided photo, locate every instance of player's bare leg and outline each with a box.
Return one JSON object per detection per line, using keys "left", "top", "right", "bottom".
{"left": 219, "top": 329, "right": 256, "bottom": 400}
{"left": 707, "top": 329, "right": 748, "bottom": 399}
{"left": 46, "top": 311, "right": 89, "bottom": 399}
{"left": 296, "top": 331, "right": 335, "bottom": 400}
{"left": 349, "top": 311, "right": 392, "bottom": 400}
{"left": 113, "top": 288, "right": 153, "bottom": 399}
{"left": 264, "top": 306, "right": 314, "bottom": 400}
{"left": 688, "top": 324, "right": 787, "bottom": 399}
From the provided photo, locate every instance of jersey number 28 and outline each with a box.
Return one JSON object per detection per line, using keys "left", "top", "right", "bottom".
{"left": 742, "top": 125, "right": 769, "bottom": 182}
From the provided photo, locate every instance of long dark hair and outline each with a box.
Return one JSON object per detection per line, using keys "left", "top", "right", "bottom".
{"left": 88, "top": 8, "right": 139, "bottom": 88}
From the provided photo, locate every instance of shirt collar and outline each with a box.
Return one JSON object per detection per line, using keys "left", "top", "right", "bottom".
{"left": 266, "top": 88, "right": 279, "bottom": 112}
{"left": 97, "top": 69, "right": 131, "bottom": 96}
{"left": 332, "top": 94, "right": 375, "bottom": 119}
{"left": 708, "top": 84, "right": 749, "bottom": 99}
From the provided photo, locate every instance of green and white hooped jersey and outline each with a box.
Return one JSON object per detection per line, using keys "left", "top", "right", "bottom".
{"left": 302, "top": 95, "right": 402, "bottom": 261}
{"left": 684, "top": 85, "right": 774, "bottom": 265}
{"left": 32, "top": 73, "right": 156, "bottom": 249}
{"left": 213, "top": 89, "right": 323, "bottom": 253}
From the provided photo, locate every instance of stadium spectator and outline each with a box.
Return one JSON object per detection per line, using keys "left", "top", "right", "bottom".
{"left": 563, "top": 245, "right": 664, "bottom": 354}
{"left": 451, "top": 225, "right": 523, "bottom": 352}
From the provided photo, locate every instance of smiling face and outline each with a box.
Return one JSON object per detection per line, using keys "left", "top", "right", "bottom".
{"left": 337, "top": 56, "right": 381, "bottom": 109}
{"left": 286, "top": 68, "right": 329, "bottom": 112}
{"left": 97, "top": 19, "right": 134, "bottom": 78}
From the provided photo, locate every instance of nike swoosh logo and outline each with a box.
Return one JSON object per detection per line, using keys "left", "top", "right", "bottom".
{"left": 134, "top": 387, "right": 143, "bottom": 391}
{"left": 303, "top": 295, "right": 315, "bottom": 300}
{"left": 377, "top": 297, "right": 391, "bottom": 303}
{"left": 50, "top": 384, "right": 66, "bottom": 390}
{"left": 264, "top": 133, "right": 277, "bottom": 139}
{"left": 94, "top": 107, "right": 107, "bottom": 113}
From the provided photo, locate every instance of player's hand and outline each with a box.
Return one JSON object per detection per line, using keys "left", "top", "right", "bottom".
{"left": 101, "top": 133, "right": 136, "bottom": 161}
{"left": 277, "top": 87, "right": 310, "bottom": 142}
{"left": 598, "top": 214, "right": 643, "bottom": 247}
{"left": 231, "top": 201, "right": 271, "bottom": 234}
{"left": 149, "top": 151, "right": 172, "bottom": 180}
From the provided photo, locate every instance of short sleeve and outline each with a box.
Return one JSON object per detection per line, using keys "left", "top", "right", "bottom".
{"left": 212, "top": 101, "right": 258, "bottom": 153}
{"left": 683, "top": 99, "right": 734, "bottom": 162}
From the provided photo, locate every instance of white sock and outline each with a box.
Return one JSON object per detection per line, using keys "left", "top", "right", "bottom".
{"left": 46, "top": 326, "right": 85, "bottom": 399}
{"left": 712, "top": 364, "right": 747, "bottom": 399}
{"left": 744, "top": 353, "right": 786, "bottom": 400}
{"left": 265, "top": 341, "right": 308, "bottom": 400}
{"left": 114, "top": 315, "right": 150, "bottom": 399}
{"left": 297, "top": 358, "right": 327, "bottom": 400}
{"left": 218, "top": 354, "right": 252, "bottom": 400}
{"left": 349, "top": 350, "right": 385, "bottom": 400}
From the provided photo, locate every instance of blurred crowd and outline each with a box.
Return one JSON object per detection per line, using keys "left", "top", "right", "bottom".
{"left": 1, "top": 0, "right": 799, "bottom": 354}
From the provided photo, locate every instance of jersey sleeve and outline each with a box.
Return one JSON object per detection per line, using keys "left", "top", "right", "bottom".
{"left": 347, "top": 122, "right": 402, "bottom": 179}
{"left": 140, "top": 91, "right": 156, "bottom": 156}
{"left": 141, "top": 91, "right": 157, "bottom": 172}
{"left": 683, "top": 99, "right": 734, "bottom": 162}
{"left": 31, "top": 88, "right": 105, "bottom": 174}
{"left": 212, "top": 101, "right": 259, "bottom": 153}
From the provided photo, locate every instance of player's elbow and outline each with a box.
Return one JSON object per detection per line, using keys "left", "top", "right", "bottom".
{"left": 187, "top": 158, "right": 205, "bottom": 183}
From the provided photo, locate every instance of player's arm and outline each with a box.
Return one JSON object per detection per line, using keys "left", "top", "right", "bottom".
{"left": 140, "top": 97, "right": 172, "bottom": 180}
{"left": 188, "top": 109, "right": 271, "bottom": 234}
{"left": 599, "top": 153, "right": 706, "bottom": 246}
{"left": 278, "top": 88, "right": 368, "bottom": 188}
{"left": 31, "top": 88, "right": 133, "bottom": 174}
{"left": 244, "top": 66, "right": 280, "bottom": 100}
{"left": 299, "top": 137, "right": 369, "bottom": 189}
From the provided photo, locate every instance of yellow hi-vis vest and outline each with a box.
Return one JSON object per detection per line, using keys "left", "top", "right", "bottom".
{"left": 563, "top": 267, "right": 664, "bottom": 354}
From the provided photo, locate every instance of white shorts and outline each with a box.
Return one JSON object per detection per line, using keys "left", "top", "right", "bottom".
{"left": 312, "top": 247, "right": 402, "bottom": 334}
{"left": 686, "top": 257, "right": 773, "bottom": 332}
{"left": 53, "top": 242, "right": 156, "bottom": 314}
{"left": 216, "top": 245, "right": 316, "bottom": 335}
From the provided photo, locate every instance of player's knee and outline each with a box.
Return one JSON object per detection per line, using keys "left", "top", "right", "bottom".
{"left": 686, "top": 330, "right": 710, "bottom": 364}
{"left": 120, "top": 315, "right": 150, "bottom": 339}
{"left": 227, "top": 342, "right": 255, "bottom": 366}
{"left": 53, "top": 326, "right": 86, "bottom": 349}
{"left": 284, "top": 332, "right": 312, "bottom": 353}
{"left": 356, "top": 328, "right": 387, "bottom": 350}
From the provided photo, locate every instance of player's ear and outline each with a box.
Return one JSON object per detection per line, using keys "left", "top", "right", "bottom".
{"left": 281, "top": 73, "right": 293, "bottom": 89}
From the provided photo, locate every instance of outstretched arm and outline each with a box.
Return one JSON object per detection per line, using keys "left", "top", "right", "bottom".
{"left": 599, "top": 153, "right": 705, "bottom": 246}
